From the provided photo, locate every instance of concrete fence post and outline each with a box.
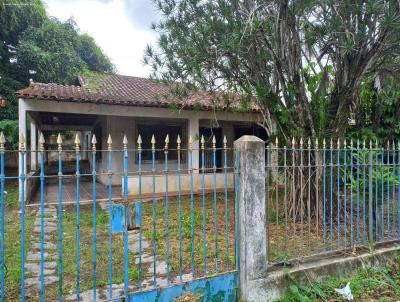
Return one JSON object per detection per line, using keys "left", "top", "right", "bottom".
{"left": 234, "top": 135, "right": 268, "bottom": 302}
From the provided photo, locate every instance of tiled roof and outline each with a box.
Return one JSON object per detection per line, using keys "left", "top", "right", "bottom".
{"left": 16, "top": 73, "right": 253, "bottom": 111}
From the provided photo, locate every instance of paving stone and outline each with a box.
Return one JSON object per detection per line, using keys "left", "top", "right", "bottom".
{"left": 31, "top": 242, "right": 57, "bottom": 250}
{"left": 146, "top": 260, "right": 167, "bottom": 275}
{"left": 135, "top": 254, "right": 154, "bottom": 265}
{"left": 33, "top": 225, "right": 57, "bottom": 233}
{"left": 129, "top": 240, "right": 150, "bottom": 253}
{"left": 27, "top": 251, "right": 56, "bottom": 261}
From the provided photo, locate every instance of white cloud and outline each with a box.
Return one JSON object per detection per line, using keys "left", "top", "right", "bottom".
{"left": 43, "top": 0, "right": 159, "bottom": 77}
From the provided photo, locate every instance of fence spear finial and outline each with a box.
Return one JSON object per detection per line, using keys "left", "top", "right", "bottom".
{"left": 350, "top": 139, "right": 353, "bottom": 148}
{"left": 177, "top": 134, "right": 181, "bottom": 150}
{"left": 375, "top": 139, "right": 379, "bottom": 149}
{"left": 57, "top": 133, "right": 63, "bottom": 148}
{"left": 363, "top": 139, "right": 366, "bottom": 149}
{"left": 189, "top": 135, "right": 193, "bottom": 151}
{"left": 275, "top": 136, "right": 279, "bottom": 148}
{"left": 337, "top": 138, "right": 340, "bottom": 149}
{"left": 357, "top": 139, "right": 360, "bottom": 148}
{"left": 201, "top": 135, "right": 205, "bottom": 150}
{"left": 19, "top": 133, "right": 26, "bottom": 150}
{"left": 39, "top": 132, "right": 45, "bottom": 152}
{"left": 344, "top": 139, "right": 347, "bottom": 148}
{"left": 223, "top": 135, "right": 227, "bottom": 149}
{"left": 74, "top": 133, "right": 80, "bottom": 151}
{"left": 212, "top": 135, "right": 216, "bottom": 150}
{"left": 330, "top": 138, "right": 333, "bottom": 149}
{"left": 123, "top": 134, "right": 128, "bottom": 148}
{"left": 164, "top": 134, "right": 169, "bottom": 151}
{"left": 307, "top": 137, "right": 311, "bottom": 149}
{"left": 91, "top": 134, "right": 97, "bottom": 152}
{"left": 291, "top": 137, "right": 296, "bottom": 147}
{"left": 137, "top": 134, "right": 142, "bottom": 150}
{"left": 323, "top": 138, "right": 326, "bottom": 149}
{"left": 151, "top": 135, "right": 156, "bottom": 150}
{"left": 315, "top": 137, "right": 319, "bottom": 149}
{"left": 0, "top": 131, "right": 5, "bottom": 150}
{"left": 107, "top": 134, "right": 112, "bottom": 150}
{"left": 300, "top": 137, "right": 303, "bottom": 148}
{"left": 393, "top": 140, "right": 395, "bottom": 150}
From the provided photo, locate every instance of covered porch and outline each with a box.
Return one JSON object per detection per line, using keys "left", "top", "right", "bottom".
{"left": 19, "top": 97, "right": 266, "bottom": 202}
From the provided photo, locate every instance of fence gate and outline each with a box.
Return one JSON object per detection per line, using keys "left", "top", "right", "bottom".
{"left": 0, "top": 131, "right": 239, "bottom": 301}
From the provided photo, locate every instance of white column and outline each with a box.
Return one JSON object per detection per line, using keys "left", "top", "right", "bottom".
{"left": 82, "top": 131, "right": 88, "bottom": 160}
{"left": 30, "top": 121, "right": 37, "bottom": 171}
{"left": 18, "top": 99, "right": 27, "bottom": 202}
{"left": 188, "top": 117, "right": 199, "bottom": 174}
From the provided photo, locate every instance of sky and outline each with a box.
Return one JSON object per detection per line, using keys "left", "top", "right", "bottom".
{"left": 43, "top": 0, "right": 160, "bottom": 77}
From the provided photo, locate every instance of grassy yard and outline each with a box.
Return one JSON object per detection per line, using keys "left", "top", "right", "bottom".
{"left": 278, "top": 259, "right": 400, "bottom": 301}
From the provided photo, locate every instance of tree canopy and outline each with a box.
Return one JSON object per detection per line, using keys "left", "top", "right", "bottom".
{"left": 146, "top": 0, "right": 400, "bottom": 143}
{"left": 0, "top": 0, "right": 115, "bottom": 121}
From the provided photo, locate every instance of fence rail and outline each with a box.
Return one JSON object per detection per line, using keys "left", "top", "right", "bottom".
{"left": 0, "top": 131, "right": 239, "bottom": 301}
{"left": 266, "top": 138, "right": 400, "bottom": 263}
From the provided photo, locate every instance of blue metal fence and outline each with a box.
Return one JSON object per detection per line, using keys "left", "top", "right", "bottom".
{"left": 0, "top": 131, "right": 239, "bottom": 301}
{"left": 266, "top": 138, "right": 400, "bottom": 263}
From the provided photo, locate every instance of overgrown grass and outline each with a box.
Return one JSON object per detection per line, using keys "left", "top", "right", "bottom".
{"left": 278, "top": 259, "right": 400, "bottom": 301}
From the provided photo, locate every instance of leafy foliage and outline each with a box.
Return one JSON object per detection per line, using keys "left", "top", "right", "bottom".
{"left": 146, "top": 0, "right": 400, "bottom": 143}
{"left": 0, "top": 1, "right": 115, "bottom": 122}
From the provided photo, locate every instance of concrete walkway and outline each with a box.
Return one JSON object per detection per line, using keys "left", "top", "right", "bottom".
{"left": 25, "top": 206, "right": 59, "bottom": 296}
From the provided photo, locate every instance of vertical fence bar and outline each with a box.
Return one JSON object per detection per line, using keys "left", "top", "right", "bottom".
{"left": 275, "top": 138, "right": 280, "bottom": 256}
{"left": 177, "top": 135, "right": 183, "bottom": 282}
{"left": 223, "top": 136, "right": 229, "bottom": 270}
{"left": 266, "top": 144, "right": 270, "bottom": 260}
{"left": 386, "top": 142, "right": 390, "bottom": 240}
{"left": 337, "top": 139, "right": 341, "bottom": 249}
{"left": 329, "top": 139, "right": 333, "bottom": 250}
{"left": 91, "top": 135, "right": 97, "bottom": 301}
{"left": 164, "top": 135, "right": 170, "bottom": 285}
{"left": 284, "top": 145, "right": 288, "bottom": 255}
{"left": 291, "top": 138, "right": 296, "bottom": 256}
{"left": 350, "top": 140, "right": 354, "bottom": 247}
{"left": 234, "top": 147, "right": 240, "bottom": 293}
{"left": 300, "top": 138, "right": 304, "bottom": 254}
{"left": 392, "top": 142, "right": 396, "bottom": 238}
{"left": 343, "top": 140, "right": 347, "bottom": 250}
{"left": 107, "top": 135, "right": 113, "bottom": 300}
{"left": 0, "top": 133, "right": 4, "bottom": 302}
{"left": 189, "top": 137, "right": 195, "bottom": 276}
{"left": 19, "top": 134, "right": 26, "bottom": 301}
{"left": 122, "top": 135, "right": 129, "bottom": 298}
{"left": 381, "top": 144, "right": 384, "bottom": 241}
{"left": 356, "top": 140, "right": 360, "bottom": 246}
{"left": 39, "top": 133, "right": 45, "bottom": 302}
{"left": 138, "top": 135, "right": 143, "bottom": 290}
{"left": 323, "top": 139, "right": 326, "bottom": 251}
{"left": 362, "top": 140, "right": 367, "bottom": 245}
{"left": 201, "top": 136, "right": 207, "bottom": 275}
{"left": 398, "top": 142, "right": 400, "bottom": 239}
{"left": 57, "top": 134, "right": 63, "bottom": 301}
{"left": 315, "top": 139, "right": 320, "bottom": 253}
{"left": 375, "top": 140, "right": 379, "bottom": 241}
{"left": 74, "top": 133, "right": 81, "bottom": 301}
{"left": 307, "top": 138, "right": 311, "bottom": 254}
{"left": 368, "top": 141, "right": 374, "bottom": 244}
{"left": 212, "top": 136, "right": 218, "bottom": 272}
{"left": 151, "top": 135, "right": 157, "bottom": 288}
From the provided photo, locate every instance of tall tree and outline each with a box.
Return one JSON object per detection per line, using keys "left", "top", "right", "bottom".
{"left": 145, "top": 0, "right": 400, "bottom": 143}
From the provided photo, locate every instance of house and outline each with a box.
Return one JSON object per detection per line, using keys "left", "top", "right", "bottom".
{"left": 16, "top": 73, "right": 266, "bottom": 201}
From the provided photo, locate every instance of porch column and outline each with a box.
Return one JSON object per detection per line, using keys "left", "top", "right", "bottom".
{"left": 82, "top": 131, "right": 88, "bottom": 160}
{"left": 30, "top": 121, "right": 37, "bottom": 171}
{"left": 18, "top": 99, "right": 27, "bottom": 202}
{"left": 188, "top": 117, "right": 199, "bottom": 174}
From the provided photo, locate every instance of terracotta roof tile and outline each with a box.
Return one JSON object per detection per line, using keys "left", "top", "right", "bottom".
{"left": 16, "top": 73, "right": 255, "bottom": 112}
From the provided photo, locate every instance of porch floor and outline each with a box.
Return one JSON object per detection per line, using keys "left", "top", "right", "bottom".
{"left": 30, "top": 180, "right": 121, "bottom": 204}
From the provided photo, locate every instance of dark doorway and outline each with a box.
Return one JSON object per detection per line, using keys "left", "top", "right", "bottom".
{"left": 199, "top": 127, "right": 222, "bottom": 170}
